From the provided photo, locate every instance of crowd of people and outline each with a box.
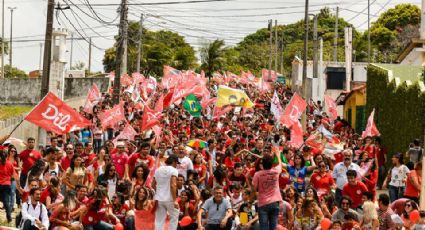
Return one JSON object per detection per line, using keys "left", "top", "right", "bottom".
{"left": 0, "top": 72, "right": 424, "bottom": 230}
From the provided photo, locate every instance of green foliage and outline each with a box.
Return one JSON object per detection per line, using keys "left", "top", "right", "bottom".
{"left": 200, "top": 39, "right": 227, "bottom": 76}
{"left": 366, "top": 65, "right": 425, "bottom": 160}
{"left": 373, "top": 4, "right": 420, "bottom": 31}
{"left": 0, "top": 105, "right": 32, "bottom": 120}
{"left": 102, "top": 21, "right": 197, "bottom": 76}
{"left": 4, "top": 65, "right": 28, "bottom": 78}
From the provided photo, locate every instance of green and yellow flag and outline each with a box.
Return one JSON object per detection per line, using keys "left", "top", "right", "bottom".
{"left": 183, "top": 94, "right": 202, "bottom": 117}
{"left": 216, "top": 85, "right": 254, "bottom": 108}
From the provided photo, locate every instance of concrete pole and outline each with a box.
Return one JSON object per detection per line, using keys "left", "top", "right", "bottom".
{"left": 268, "top": 19, "right": 272, "bottom": 80}
{"left": 88, "top": 37, "right": 92, "bottom": 75}
{"left": 318, "top": 37, "right": 323, "bottom": 101}
{"left": 1, "top": 0, "right": 4, "bottom": 78}
{"left": 302, "top": 0, "right": 309, "bottom": 100}
{"left": 275, "top": 20, "right": 278, "bottom": 73}
{"left": 334, "top": 6, "right": 339, "bottom": 63}
{"left": 113, "top": 0, "right": 128, "bottom": 105}
{"left": 8, "top": 7, "right": 16, "bottom": 70}
{"left": 136, "top": 14, "right": 143, "bottom": 73}
{"left": 69, "top": 32, "right": 73, "bottom": 69}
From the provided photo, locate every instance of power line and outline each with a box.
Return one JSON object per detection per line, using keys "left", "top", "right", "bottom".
{"left": 72, "top": 0, "right": 235, "bottom": 6}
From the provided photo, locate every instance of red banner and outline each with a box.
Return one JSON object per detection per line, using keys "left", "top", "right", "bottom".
{"left": 141, "top": 106, "right": 161, "bottom": 131}
{"left": 25, "top": 92, "right": 91, "bottom": 134}
{"left": 288, "top": 121, "right": 304, "bottom": 148}
{"left": 281, "top": 93, "right": 307, "bottom": 127}
{"left": 115, "top": 123, "right": 138, "bottom": 141}
{"left": 161, "top": 65, "right": 182, "bottom": 89}
{"left": 98, "top": 103, "right": 125, "bottom": 128}
{"left": 324, "top": 95, "right": 338, "bottom": 120}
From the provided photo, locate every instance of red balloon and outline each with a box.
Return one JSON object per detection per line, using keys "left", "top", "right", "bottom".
{"left": 115, "top": 223, "right": 124, "bottom": 230}
{"left": 321, "top": 218, "right": 332, "bottom": 230}
{"left": 179, "top": 216, "right": 192, "bottom": 227}
{"left": 410, "top": 210, "right": 420, "bottom": 223}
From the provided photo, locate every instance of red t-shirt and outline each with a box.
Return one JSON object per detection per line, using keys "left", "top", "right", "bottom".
{"left": 342, "top": 181, "right": 368, "bottom": 209}
{"left": 193, "top": 164, "right": 207, "bottom": 177}
{"left": 19, "top": 149, "right": 42, "bottom": 175}
{"left": 224, "top": 156, "right": 241, "bottom": 171}
{"left": 404, "top": 170, "right": 421, "bottom": 198}
{"left": 128, "top": 153, "right": 155, "bottom": 174}
{"left": 310, "top": 171, "right": 335, "bottom": 193}
{"left": 82, "top": 199, "right": 110, "bottom": 225}
{"left": 0, "top": 161, "right": 14, "bottom": 185}
{"left": 60, "top": 156, "right": 72, "bottom": 171}
{"left": 111, "top": 153, "right": 129, "bottom": 178}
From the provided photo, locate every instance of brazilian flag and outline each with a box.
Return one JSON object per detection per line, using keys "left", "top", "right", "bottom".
{"left": 183, "top": 94, "right": 202, "bottom": 117}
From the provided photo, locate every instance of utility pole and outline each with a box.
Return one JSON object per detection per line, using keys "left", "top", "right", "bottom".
{"left": 88, "top": 37, "right": 92, "bottom": 75}
{"left": 368, "top": 0, "right": 371, "bottom": 63}
{"left": 334, "top": 6, "right": 339, "bottom": 63}
{"left": 280, "top": 30, "right": 284, "bottom": 75}
{"left": 345, "top": 27, "right": 353, "bottom": 91}
{"left": 39, "top": 43, "right": 43, "bottom": 72}
{"left": 313, "top": 15, "right": 318, "bottom": 79}
{"left": 302, "top": 0, "right": 309, "bottom": 100}
{"left": 136, "top": 13, "right": 143, "bottom": 73}
{"left": 113, "top": 0, "right": 128, "bottom": 104}
{"left": 1, "top": 0, "right": 4, "bottom": 78}
{"left": 69, "top": 32, "right": 73, "bottom": 69}
{"left": 8, "top": 7, "right": 16, "bottom": 70}
{"left": 274, "top": 20, "right": 278, "bottom": 72}
{"left": 40, "top": 0, "right": 55, "bottom": 98}
{"left": 318, "top": 37, "right": 323, "bottom": 101}
{"left": 268, "top": 19, "right": 272, "bottom": 80}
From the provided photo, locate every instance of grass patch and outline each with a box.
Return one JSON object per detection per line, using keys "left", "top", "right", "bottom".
{"left": 0, "top": 106, "right": 32, "bottom": 120}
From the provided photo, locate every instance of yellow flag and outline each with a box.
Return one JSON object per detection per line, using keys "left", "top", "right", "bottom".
{"left": 216, "top": 85, "right": 254, "bottom": 108}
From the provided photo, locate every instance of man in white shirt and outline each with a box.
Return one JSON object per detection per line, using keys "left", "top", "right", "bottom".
{"left": 176, "top": 144, "right": 194, "bottom": 180}
{"left": 20, "top": 187, "right": 49, "bottom": 230}
{"left": 152, "top": 154, "right": 180, "bottom": 230}
{"left": 332, "top": 149, "right": 360, "bottom": 205}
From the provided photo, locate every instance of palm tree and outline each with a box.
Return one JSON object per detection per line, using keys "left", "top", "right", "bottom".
{"left": 200, "top": 39, "right": 226, "bottom": 77}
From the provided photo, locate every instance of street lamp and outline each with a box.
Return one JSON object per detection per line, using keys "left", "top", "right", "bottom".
{"left": 8, "top": 7, "right": 16, "bottom": 70}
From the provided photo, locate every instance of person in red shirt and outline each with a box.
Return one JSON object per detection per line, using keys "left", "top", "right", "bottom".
{"left": 0, "top": 147, "right": 17, "bottom": 222}
{"left": 81, "top": 187, "right": 119, "bottom": 230}
{"left": 310, "top": 161, "right": 335, "bottom": 199}
{"left": 360, "top": 136, "right": 375, "bottom": 158}
{"left": 342, "top": 170, "right": 369, "bottom": 209}
{"left": 19, "top": 137, "right": 42, "bottom": 188}
{"left": 404, "top": 162, "right": 422, "bottom": 204}
{"left": 128, "top": 142, "right": 155, "bottom": 175}
{"left": 361, "top": 160, "right": 378, "bottom": 201}
{"left": 111, "top": 142, "right": 130, "bottom": 179}
{"left": 60, "top": 144, "right": 74, "bottom": 171}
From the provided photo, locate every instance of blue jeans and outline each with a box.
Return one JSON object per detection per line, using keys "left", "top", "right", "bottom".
{"left": 258, "top": 201, "right": 279, "bottom": 230}
{"left": 10, "top": 180, "right": 16, "bottom": 209}
{"left": 389, "top": 185, "right": 405, "bottom": 203}
{"left": 83, "top": 221, "right": 114, "bottom": 230}
{"left": 0, "top": 184, "right": 12, "bottom": 222}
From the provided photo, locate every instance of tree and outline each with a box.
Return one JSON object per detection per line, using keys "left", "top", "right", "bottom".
{"left": 71, "top": 61, "right": 85, "bottom": 70}
{"left": 4, "top": 65, "right": 28, "bottom": 78}
{"left": 200, "top": 39, "right": 226, "bottom": 76}
{"left": 102, "top": 21, "right": 197, "bottom": 77}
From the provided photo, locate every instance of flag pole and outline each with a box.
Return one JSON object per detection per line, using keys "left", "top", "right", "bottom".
{"left": 8, "top": 92, "right": 51, "bottom": 137}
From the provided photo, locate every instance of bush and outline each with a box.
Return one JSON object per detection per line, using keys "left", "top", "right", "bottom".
{"left": 366, "top": 64, "right": 425, "bottom": 162}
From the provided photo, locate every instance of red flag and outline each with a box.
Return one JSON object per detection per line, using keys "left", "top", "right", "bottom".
{"left": 288, "top": 121, "right": 304, "bottom": 148}
{"left": 141, "top": 107, "right": 161, "bottom": 131}
{"left": 305, "top": 131, "right": 325, "bottom": 150}
{"left": 154, "top": 95, "right": 164, "bottom": 113}
{"left": 25, "top": 92, "right": 91, "bottom": 134}
{"left": 163, "top": 88, "right": 174, "bottom": 108}
{"left": 132, "top": 72, "right": 145, "bottom": 86}
{"left": 113, "top": 124, "right": 138, "bottom": 146}
{"left": 281, "top": 93, "right": 307, "bottom": 127}
{"left": 152, "top": 125, "right": 162, "bottom": 147}
{"left": 362, "top": 109, "right": 380, "bottom": 138}
{"left": 162, "top": 65, "right": 182, "bottom": 89}
{"left": 87, "top": 84, "right": 101, "bottom": 102}
{"left": 201, "top": 97, "right": 216, "bottom": 109}
{"left": 98, "top": 103, "right": 125, "bottom": 128}
{"left": 258, "top": 78, "right": 273, "bottom": 94}
{"left": 120, "top": 74, "right": 133, "bottom": 87}
{"left": 213, "top": 105, "right": 233, "bottom": 120}
{"left": 261, "top": 68, "right": 277, "bottom": 82}
{"left": 83, "top": 84, "right": 101, "bottom": 113}
{"left": 324, "top": 95, "right": 338, "bottom": 120}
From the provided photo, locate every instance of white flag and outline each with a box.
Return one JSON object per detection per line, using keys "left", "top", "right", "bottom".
{"left": 270, "top": 91, "right": 283, "bottom": 123}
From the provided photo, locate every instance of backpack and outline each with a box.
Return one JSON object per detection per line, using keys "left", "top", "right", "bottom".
{"left": 16, "top": 202, "right": 43, "bottom": 228}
